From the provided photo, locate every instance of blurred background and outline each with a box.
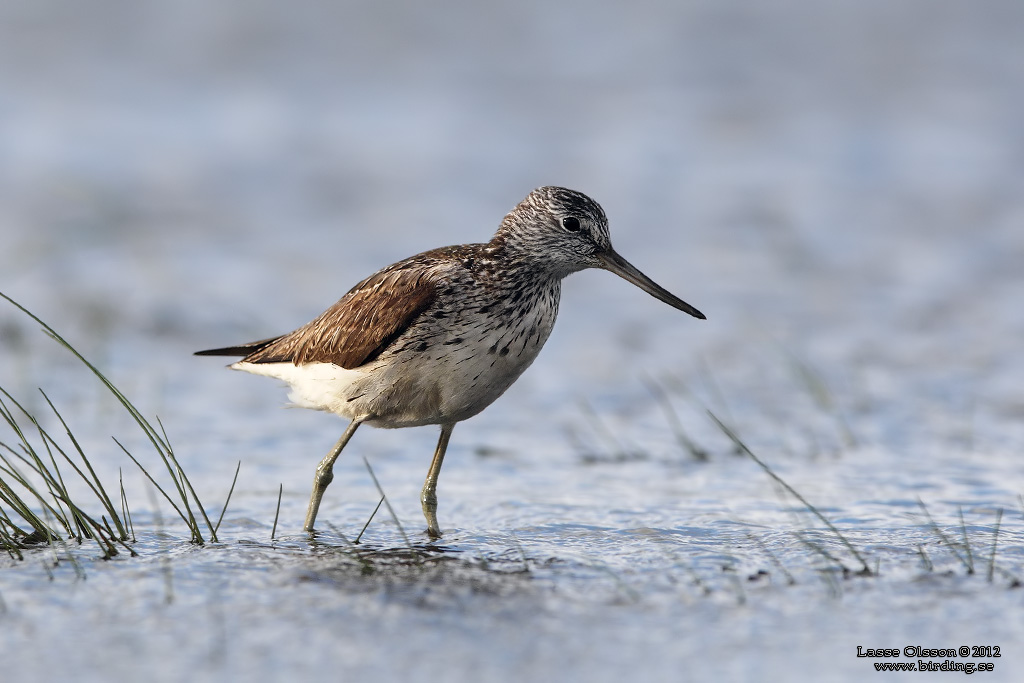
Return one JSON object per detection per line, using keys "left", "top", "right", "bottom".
{"left": 2, "top": 0, "right": 1023, "bottom": 495}
{"left": 2, "top": 3, "right": 1024, "bottom": 681}
{"left": 1, "top": 0, "right": 1023, "bottom": 497}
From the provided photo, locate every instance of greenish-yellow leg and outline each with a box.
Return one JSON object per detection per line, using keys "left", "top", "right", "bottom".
{"left": 420, "top": 423, "right": 454, "bottom": 538}
{"left": 304, "top": 419, "right": 362, "bottom": 532}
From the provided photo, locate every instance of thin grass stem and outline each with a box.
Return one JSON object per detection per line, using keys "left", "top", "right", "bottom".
{"left": 355, "top": 495, "right": 385, "bottom": 544}
{"left": 271, "top": 484, "right": 283, "bottom": 541}
{"left": 708, "top": 410, "right": 871, "bottom": 575}
{"left": 642, "top": 377, "right": 708, "bottom": 461}
{"left": 957, "top": 506, "right": 975, "bottom": 574}
{"left": 916, "top": 499, "right": 970, "bottom": 573}
{"left": 117, "top": 440, "right": 193, "bottom": 535}
{"left": 39, "top": 390, "right": 127, "bottom": 537}
{"left": 120, "top": 469, "right": 135, "bottom": 543}
{"left": 214, "top": 461, "right": 241, "bottom": 537}
{"left": 987, "top": 508, "right": 1003, "bottom": 583}
{"left": 362, "top": 457, "right": 414, "bottom": 553}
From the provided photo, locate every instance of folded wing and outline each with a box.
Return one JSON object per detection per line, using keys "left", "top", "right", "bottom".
{"left": 195, "top": 258, "right": 439, "bottom": 370}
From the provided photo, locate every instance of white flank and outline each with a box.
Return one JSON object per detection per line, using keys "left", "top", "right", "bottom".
{"left": 231, "top": 361, "right": 365, "bottom": 418}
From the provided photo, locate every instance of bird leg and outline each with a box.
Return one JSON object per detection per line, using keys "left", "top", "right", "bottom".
{"left": 304, "top": 418, "right": 362, "bottom": 532}
{"left": 420, "top": 423, "right": 454, "bottom": 538}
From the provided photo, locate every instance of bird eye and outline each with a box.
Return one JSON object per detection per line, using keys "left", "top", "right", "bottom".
{"left": 561, "top": 216, "right": 581, "bottom": 232}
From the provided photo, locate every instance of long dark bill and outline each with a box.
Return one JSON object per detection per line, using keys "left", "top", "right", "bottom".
{"left": 597, "top": 249, "right": 706, "bottom": 320}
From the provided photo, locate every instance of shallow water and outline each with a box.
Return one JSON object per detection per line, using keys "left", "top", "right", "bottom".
{"left": 2, "top": 1, "right": 1024, "bottom": 681}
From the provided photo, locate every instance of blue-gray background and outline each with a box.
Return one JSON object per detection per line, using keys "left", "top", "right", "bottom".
{"left": 1, "top": 2, "right": 1023, "bottom": 682}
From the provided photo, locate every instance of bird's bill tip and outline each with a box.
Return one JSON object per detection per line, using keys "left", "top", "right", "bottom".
{"left": 597, "top": 250, "right": 706, "bottom": 320}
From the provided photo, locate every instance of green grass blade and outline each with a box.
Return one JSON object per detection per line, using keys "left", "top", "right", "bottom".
{"left": 38, "top": 390, "right": 127, "bottom": 537}
{"left": 116, "top": 439, "right": 195, "bottom": 538}
{"left": 271, "top": 483, "right": 283, "bottom": 541}
{"left": 958, "top": 506, "right": 975, "bottom": 574}
{"left": 708, "top": 410, "right": 871, "bottom": 575}
{"left": 987, "top": 508, "right": 1003, "bottom": 583}
{"left": 355, "top": 495, "right": 385, "bottom": 544}
{"left": 214, "top": 461, "right": 241, "bottom": 537}
{"left": 120, "top": 468, "right": 135, "bottom": 543}
{"left": 1, "top": 292, "right": 215, "bottom": 545}
{"left": 362, "top": 457, "right": 414, "bottom": 553}
{"left": 916, "top": 498, "right": 970, "bottom": 572}
{"left": 642, "top": 376, "right": 708, "bottom": 461}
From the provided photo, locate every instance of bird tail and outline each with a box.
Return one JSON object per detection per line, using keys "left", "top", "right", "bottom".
{"left": 194, "top": 336, "right": 282, "bottom": 358}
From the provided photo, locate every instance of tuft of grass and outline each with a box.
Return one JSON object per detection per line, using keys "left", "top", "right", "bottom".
{"left": 0, "top": 388, "right": 134, "bottom": 559}
{"left": 917, "top": 502, "right": 1019, "bottom": 587}
{"left": 2, "top": 291, "right": 223, "bottom": 544}
{"left": 0, "top": 291, "right": 234, "bottom": 554}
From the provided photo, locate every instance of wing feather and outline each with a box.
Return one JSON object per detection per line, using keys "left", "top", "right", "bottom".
{"left": 236, "top": 257, "right": 441, "bottom": 369}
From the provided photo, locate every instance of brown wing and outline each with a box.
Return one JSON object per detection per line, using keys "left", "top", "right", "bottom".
{"left": 237, "top": 257, "right": 439, "bottom": 369}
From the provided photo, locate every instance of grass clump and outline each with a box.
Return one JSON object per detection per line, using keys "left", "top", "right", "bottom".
{"left": 0, "top": 291, "right": 232, "bottom": 558}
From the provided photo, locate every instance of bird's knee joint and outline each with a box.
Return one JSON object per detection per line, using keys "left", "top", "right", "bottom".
{"left": 316, "top": 469, "right": 334, "bottom": 489}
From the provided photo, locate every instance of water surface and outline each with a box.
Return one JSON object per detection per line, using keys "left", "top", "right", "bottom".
{"left": 2, "top": 2, "right": 1023, "bottom": 681}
